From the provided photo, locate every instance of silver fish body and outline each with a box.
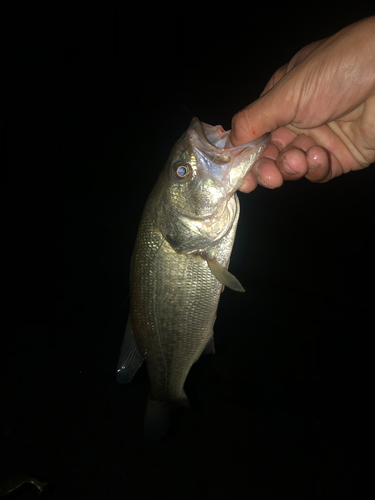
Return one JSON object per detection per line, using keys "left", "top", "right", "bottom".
{"left": 117, "top": 118, "right": 269, "bottom": 438}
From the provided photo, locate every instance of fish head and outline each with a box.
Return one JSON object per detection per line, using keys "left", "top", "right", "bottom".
{"left": 157, "top": 117, "right": 269, "bottom": 252}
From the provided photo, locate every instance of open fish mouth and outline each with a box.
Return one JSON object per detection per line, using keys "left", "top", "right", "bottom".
{"left": 159, "top": 117, "right": 270, "bottom": 250}
{"left": 187, "top": 117, "right": 270, "bottom": 190}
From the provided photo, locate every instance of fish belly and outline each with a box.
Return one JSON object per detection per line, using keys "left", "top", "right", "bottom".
{"left": 130, "top": 208, "right": 236, "bottom": 403}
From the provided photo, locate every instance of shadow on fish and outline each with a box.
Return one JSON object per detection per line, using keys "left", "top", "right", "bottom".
{"left": 117, "top": 118, "right": 269, "bottom": 440}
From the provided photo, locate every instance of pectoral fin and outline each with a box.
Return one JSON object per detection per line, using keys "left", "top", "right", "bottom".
{"left": 205, "top": 255, "right": 245, "bottom": 293}
{"left": 116, "top": 315, "right": 145, "bottom": 383}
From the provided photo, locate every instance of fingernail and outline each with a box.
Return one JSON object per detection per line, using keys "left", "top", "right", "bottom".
{"left": 282, "top": 156, "right": 296, "bottom": 174}
{"left": 253, "top": 164, "right": 273, "bottom": 189}
{"left": 307, "top": 152, "right": 319, "bottom": 171}
{"left": 252, "top": 161, "right": 261, "bottom": 180}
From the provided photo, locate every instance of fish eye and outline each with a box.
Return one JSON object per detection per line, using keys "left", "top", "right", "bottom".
{"left": 177, "top": 165, "right": 187, "bottom": 176}
{"left": 171, "top": 162, "right": 192, "bottom": 181}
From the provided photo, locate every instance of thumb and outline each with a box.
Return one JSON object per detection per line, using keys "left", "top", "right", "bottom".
{"left": 229, "top": 78, "right": 297, "bottom": 146}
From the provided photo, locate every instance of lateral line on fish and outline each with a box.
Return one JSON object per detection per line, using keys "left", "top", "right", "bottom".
{"left": 135, "top": 234, "right": 169, "bottom": 397}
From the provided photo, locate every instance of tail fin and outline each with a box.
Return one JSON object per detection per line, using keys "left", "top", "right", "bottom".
{"left": 143, "top": 395, "right": 190, "bottom": 441}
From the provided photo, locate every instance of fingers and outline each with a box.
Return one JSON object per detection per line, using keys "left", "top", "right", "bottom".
{"left": 305, "top": 146, "right": 332, "bottom": 182}
{"left": 230, "top": 79, "right": 298, "bottom": 146}
{"left": 276, "top": 134, "right": 319, "bottom": 179}
{"left": 237, "top": 172, "right": 260, "bottom": 193}
{"left": 239, "top": 140, "right": 284, "bottom": 192}
{"left": 238, "top": 130, "right": 333, "bottom": 192}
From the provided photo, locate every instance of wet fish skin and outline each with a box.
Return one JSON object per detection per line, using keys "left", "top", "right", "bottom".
{"left": 117, "top": 118, "right": 269, "bottom": 438}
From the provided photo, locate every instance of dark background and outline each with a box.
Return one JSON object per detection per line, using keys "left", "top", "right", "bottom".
{"left": 2, "top": 6, "right": 375, "bottom": 499}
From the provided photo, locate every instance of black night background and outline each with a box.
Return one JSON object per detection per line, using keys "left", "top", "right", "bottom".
{"left": 1, "top": 5, "right": 375, "bottom": 499}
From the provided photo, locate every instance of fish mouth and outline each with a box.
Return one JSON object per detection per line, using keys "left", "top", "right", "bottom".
{"left": 187, "top": 117, "right": 270, "bottom": 192}
{"left": 159, "top": 118, "right": 269, "bottom": 254}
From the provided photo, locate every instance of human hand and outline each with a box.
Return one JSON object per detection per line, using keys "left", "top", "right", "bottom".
{"left": 229, "top": 16, "right": 375, "bottom": 192}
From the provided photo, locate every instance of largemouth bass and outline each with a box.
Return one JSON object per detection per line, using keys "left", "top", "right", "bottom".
{"left": 117, "top": 117, "right": 269, "bottom": 439}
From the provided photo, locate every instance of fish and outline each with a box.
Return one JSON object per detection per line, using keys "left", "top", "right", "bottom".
{"left": 117, "top": 117, "right": 269, "bottom": 439}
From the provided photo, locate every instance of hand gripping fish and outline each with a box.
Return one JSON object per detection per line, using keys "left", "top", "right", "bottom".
{"left": 117, "top": 118, "right": 269, "bottom": 439}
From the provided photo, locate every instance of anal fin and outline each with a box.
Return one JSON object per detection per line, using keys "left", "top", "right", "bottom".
{"left": 116, "top": 315, "right": 145, "bottom": 383}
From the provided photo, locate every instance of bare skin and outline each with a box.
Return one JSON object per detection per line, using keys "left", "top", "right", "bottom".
{"left": 229, "top": 16, "right": 375, "bottom": 192}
